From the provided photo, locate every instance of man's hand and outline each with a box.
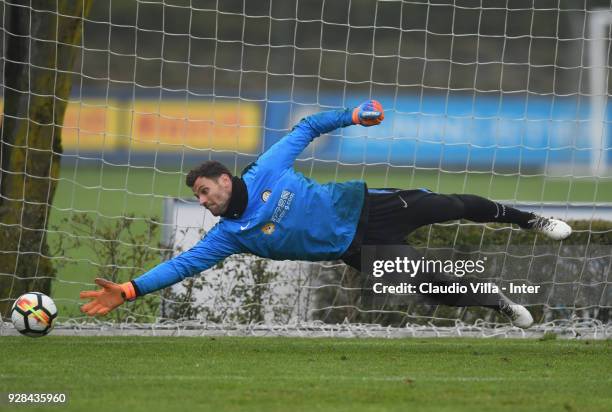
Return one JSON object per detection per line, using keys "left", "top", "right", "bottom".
{"left": 352, "top": 100, "right": 384, "bottom": 126}
{"left": 79, "top": 278, "right": 135, "bottom": 316}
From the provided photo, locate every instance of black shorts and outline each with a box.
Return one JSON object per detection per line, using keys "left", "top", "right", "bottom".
{"left": 364, "top": 187, "right": 477, "bottom": 242}
{"left": 341, "top": 188, "right": 508, "bottom": 307}
{"left": 342, "top": 188, "right": 469, "bottom": 270}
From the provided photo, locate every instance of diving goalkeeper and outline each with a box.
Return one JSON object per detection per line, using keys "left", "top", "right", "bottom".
{"left": 80, "top": 100, "right": 572, "bottom": 328}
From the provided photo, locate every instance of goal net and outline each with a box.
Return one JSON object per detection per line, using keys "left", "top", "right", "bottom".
{"left": 1, "top": 0, "right": 611, "bottom": 338}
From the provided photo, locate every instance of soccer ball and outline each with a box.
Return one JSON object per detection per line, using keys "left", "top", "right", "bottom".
{"left": 11, "top": 292, "right": 58, "bottom": 337}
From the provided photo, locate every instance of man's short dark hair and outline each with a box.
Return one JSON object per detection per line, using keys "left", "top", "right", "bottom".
{"left": 186, "top": 161, "right": 233, "bottom": 188}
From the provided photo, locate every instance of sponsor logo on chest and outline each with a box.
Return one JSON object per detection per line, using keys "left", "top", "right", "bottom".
{"left": 271, "top": 189, "right": 295, "bottom": 223}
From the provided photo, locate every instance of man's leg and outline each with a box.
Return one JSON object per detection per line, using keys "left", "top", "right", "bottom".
{"left": 342, "top": 244, "right": 534, "bottom": 328}
{"left": 341, "top": 190, "right": 552, "bottom": 328}
{"left": 382, "top": 190, "right": 571, "bottom": 240}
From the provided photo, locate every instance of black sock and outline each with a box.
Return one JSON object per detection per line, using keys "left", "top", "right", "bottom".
{"left": 457, "top": 194, "right": 535, "bottom": 229}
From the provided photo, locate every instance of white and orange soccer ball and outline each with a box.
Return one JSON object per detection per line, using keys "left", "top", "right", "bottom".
{"left": 11, "top": 292, "right": 58, "bottom": 337}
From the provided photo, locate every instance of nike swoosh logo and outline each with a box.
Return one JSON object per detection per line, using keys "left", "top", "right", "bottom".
{"left": 240, "top": 222, "right": 251, "bottom": 230}
{"left": 398, "top": 195, "right": 408, "bottom": 208}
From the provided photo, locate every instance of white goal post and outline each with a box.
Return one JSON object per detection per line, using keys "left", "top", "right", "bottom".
{"left": 589, "top": 9, "right": 612, "bottom": 176}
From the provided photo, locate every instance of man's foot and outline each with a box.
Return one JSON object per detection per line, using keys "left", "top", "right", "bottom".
{"left": 498, "top": 303, "right": 534, "bottom": 329}
{"left": 528, "top": 215, "right": 572, "bottom": 240}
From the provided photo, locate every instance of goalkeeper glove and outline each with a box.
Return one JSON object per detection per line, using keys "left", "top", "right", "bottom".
{"left": 352, "top": 99, "right": 384, "bottom": 126}
{"left": 79, "top": 278, "right": 136, "bottom": 316}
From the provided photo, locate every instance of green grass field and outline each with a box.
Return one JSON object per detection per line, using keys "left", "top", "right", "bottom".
{"left": 50, "top": 165, "right": 612, "bottom": 220}
{"left": 0, "top": 337, "right": 610, "bottom": 412}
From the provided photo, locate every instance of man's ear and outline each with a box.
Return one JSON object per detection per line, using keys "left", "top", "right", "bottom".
{"left": 220, "top": 173, "right": 232, "bottom": 188}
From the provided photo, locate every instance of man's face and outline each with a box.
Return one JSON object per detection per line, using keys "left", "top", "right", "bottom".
{"left": 192, "top": 174, "right": 233, "bottom": 216}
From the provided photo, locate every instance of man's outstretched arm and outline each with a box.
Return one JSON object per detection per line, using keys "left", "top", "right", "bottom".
{"left": 257, "top": 100, "right": 384, "bottom": 170}
{"left": 80, "top": 227, "right": 240, "bottom": 316}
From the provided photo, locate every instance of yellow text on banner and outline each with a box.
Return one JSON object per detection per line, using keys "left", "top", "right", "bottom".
{"left": 126, "top": 101, "right": 261, "bottom": 153}
{"left": 61, "top": 100, "right": 120, "bottom": 150}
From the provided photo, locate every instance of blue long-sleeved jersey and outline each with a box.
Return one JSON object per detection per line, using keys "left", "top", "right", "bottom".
{"left": 133, "top": 109, "right": 365, "bottom": 295}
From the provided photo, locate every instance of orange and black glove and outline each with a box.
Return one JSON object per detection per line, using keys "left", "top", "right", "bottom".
{"left": 352, "top": 99, "right": 384, "bottom": 126}
{"left": 79, "top": 278, "right": 137, "bottom": 316}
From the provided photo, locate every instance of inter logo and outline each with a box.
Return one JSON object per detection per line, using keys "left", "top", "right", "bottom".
{"left": 261, "top": 190, "right": 272, "bottom": 202}
{"left": 261, "top": 223, "right": 275, "bottom": 235}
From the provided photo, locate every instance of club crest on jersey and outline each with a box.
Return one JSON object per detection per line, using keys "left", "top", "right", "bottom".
{"left": 261, "top": 190, "right": 272, "bottom": 202}
{"left": 261, "top": 223, "right": 275, "bottom": 235}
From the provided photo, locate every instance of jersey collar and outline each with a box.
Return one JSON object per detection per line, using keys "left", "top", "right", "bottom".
{"left": 221, "top": 176, "right": 248, "bottom": 219}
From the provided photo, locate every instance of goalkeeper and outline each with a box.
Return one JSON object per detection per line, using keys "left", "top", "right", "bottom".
{"left": 80, "top": 100, "right": 572, "bottom": 328}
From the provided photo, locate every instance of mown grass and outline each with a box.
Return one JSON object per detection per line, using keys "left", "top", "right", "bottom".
{"left": 0, "top": 336, "right": 610, "bottom": 412}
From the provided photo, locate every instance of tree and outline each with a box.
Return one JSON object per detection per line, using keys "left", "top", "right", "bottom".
{"left": 0, "top": 0, "right": 93, "bottom": 315}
